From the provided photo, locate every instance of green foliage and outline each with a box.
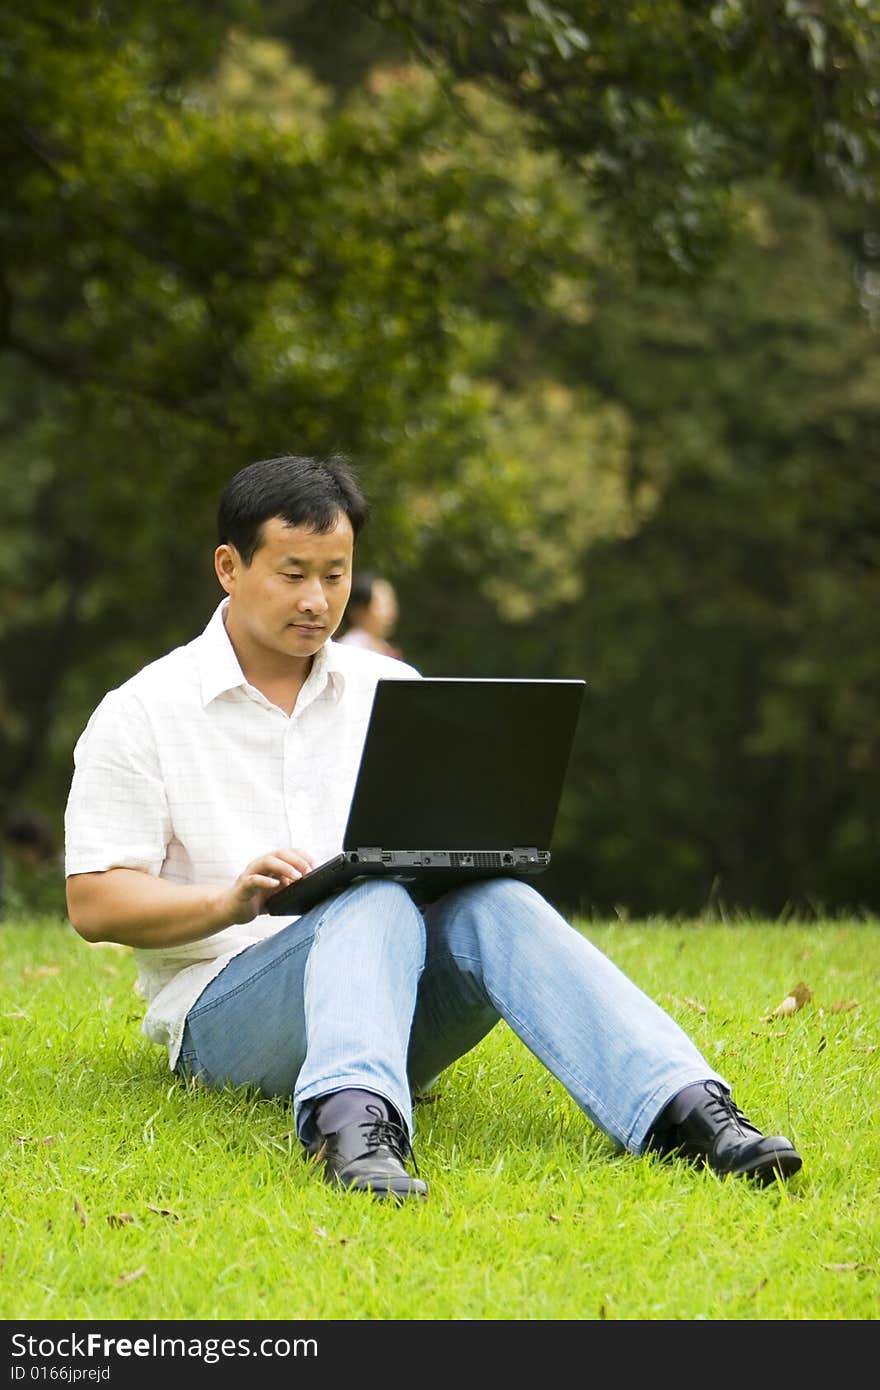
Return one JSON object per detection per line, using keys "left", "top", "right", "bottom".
{"left": 361, "top": 0, "right": 880, "bottom": 278}
{"left": 0, "top": 10, "right": 604, "bottom": 836}
{"left": 546, "top": 183, "right": 880, "bottom": 916}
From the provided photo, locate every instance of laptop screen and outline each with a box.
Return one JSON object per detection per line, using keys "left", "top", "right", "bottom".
{"left": 344, "top": 678, "right": 585, "bottom": 851}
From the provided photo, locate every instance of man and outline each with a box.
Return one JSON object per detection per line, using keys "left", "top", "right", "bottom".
{"left": 64, "top": 453, "right": 803, "bottom": 1202}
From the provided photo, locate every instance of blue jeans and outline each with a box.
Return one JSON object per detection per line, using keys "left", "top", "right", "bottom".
{"left": 175, "top": 877, "right": 726, "bottom": 1152}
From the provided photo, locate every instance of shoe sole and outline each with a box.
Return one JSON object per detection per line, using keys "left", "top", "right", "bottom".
{"left": 309, "top": 1142, "right": 428, "bottom": 1201}
{"left": 353, "top": 1183, "right": 428, "bottom": 1202}
{"left": 327, "top": 1173, "right": 428, "bottom": 1202}
{"left": 728, "top": 1148, "right": 803, "bottom": 1185}
{"left": 344, "top": 1182, "right": 428, "bottom": 1202}
{"left": 657, "top": 1144, "right": 803, "bottom": 1185}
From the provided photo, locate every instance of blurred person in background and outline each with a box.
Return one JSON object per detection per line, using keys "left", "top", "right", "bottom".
{"left": 337, "top": 572, "right": 403, "bottom": 659}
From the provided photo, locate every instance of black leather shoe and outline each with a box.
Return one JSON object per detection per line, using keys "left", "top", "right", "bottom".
{"left": 311, "top": 1104, "right": 428, "bottom": 1201}
{"left": 648, "top": 1081, "right": 802, "bottom": 1185}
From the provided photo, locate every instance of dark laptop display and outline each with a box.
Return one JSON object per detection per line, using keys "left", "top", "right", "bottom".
{"left": 267, "top": 676, "right": 585, "bottom": 917}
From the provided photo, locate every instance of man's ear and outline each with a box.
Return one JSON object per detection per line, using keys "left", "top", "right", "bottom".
{"left": 214, "top": 543, "right": 239, "bottom": 594}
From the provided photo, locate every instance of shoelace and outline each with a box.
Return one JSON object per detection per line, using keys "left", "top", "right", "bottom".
{"left": 701, "top": 1080, "right": 758, "bottom": 1136}
{"left": 359, "top": 1104, "right": 422, "bottom": 1175}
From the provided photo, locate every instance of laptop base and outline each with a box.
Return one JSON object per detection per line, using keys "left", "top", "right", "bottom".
{"left": 267, "top": 848, "right": 550, "bottom": 918}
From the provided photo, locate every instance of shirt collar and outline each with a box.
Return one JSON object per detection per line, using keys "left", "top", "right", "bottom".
{"left": 197, "top": 598, "right": 347, "bottom": 709}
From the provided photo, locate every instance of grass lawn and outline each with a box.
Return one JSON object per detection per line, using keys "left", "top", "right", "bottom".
{"left": 1, "top": 912, "right": 878, "bottom": 1322}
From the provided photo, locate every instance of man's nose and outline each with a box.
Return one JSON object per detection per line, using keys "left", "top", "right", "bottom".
{"left": 297, "top": 578, "right": 329, "bottom": 613}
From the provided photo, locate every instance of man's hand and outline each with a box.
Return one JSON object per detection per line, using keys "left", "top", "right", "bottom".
{"left": 218, "top": 849, "right": 316, "bottom": 926}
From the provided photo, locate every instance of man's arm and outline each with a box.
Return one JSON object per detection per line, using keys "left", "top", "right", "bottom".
{"left": 66, "top": 848, "right": 315, "bottom": 948}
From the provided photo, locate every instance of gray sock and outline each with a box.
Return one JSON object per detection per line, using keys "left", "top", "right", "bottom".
{"left": 314, "top": 1088, "right": 390, "bottom": 1136}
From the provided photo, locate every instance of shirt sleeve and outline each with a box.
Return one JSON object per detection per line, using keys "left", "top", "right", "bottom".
{"left": 64, "top": 687, "right": 172, "bottom": 877}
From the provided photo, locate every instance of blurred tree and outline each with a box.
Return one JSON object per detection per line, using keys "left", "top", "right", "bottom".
{"left": 2, "top": 2, "right": 877, "bottom": 918}
{"left": 542, "top": 184, "right": 880, "bottom": 917}
{"left": 358, "top": 0, "right": 880, "bottom": 280}
{"left": 262, "top": 0, "right": 408, "bottom": 96}
{"left": 0, "top": 6, "right": 615, "bottom": 893}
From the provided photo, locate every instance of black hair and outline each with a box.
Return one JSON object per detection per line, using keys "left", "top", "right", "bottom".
{"left": 217, "top": 453, "right": 369, "bottom": 564}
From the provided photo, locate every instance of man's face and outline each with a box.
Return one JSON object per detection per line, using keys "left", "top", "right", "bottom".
{"left": 216, "top": 513, "right": 355, "bottom": 668}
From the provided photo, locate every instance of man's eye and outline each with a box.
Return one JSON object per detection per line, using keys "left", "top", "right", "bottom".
{"left": 326, "top": 573, "right": 345, "bottom": 583}
{"left": 284, "top": 573, "right": 304, "bottom": 582}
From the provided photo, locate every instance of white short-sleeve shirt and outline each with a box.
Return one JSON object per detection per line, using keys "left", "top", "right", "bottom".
{"left": 64, "top": 598, "right": 421, "bottom": 1069}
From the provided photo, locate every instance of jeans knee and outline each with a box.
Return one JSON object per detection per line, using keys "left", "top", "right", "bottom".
{"left": 455, "top": 875, "right": 546, "bottom": 915}
{"left": 436, "top": 877, "right": 566, "bottom": 968}
{"left": 346, "top": 877, "right": 422, "bottom": 914}
{"left": 333, "top": 878, "right": 426, "bottom": 948}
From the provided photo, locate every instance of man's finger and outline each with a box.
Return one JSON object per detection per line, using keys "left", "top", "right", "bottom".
{"left": 247, "top": 870, "right": 300, "bottom": 892}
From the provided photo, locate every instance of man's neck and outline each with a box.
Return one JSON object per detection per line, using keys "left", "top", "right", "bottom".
{"left": 223, "top": 619, "right": 316, "bottom": 715}
{"left": 250, "top": 663, "right": 313, "bottom": 716}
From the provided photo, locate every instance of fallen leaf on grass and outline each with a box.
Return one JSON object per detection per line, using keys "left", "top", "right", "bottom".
{"left": 15, "top": 1135, "right": 55, "bottom": 1147}
{"left": 662, "top": 993, "right": 708, "bottom": 1015}
{"left": 821, "top": 1261, "right": 876, "bottom": 1274}
{"left": 747, "top": 1277, "right": 768, "bottom": 1298}
{"left": 831, "top": 999, "right": 859, "bottom": 1014}
{"left": 22, "top": 965, "right": 60, "bottom": 978}
{"left": 683, "top": 996, "right": 708, "bottom": 1015}
{"left": 107, "top": 1213, "right": 136, "bottom": 1228}
{"left": 114, "top": 1266, "right": 147, "bottom": 1286}
{"left": 74, "top": 1197, "right": 88, "bottom": 1227}
{"left": 548, "top": 1214, "right": 562, "bottom": 1223}
{"left": 767, "top": 980, "right": 812, "bottom": 1019}
{"left": 146, "top": 1205, "right": 179, "bottom": 1221}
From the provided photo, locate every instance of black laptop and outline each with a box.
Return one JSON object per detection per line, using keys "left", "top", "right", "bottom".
{"left": 266, "top": 676, "right": 585, "bottom": 917}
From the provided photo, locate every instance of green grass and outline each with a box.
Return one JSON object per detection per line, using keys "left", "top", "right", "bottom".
{"left": 1, "top": 913, "right": 878, "bottom": 1321}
